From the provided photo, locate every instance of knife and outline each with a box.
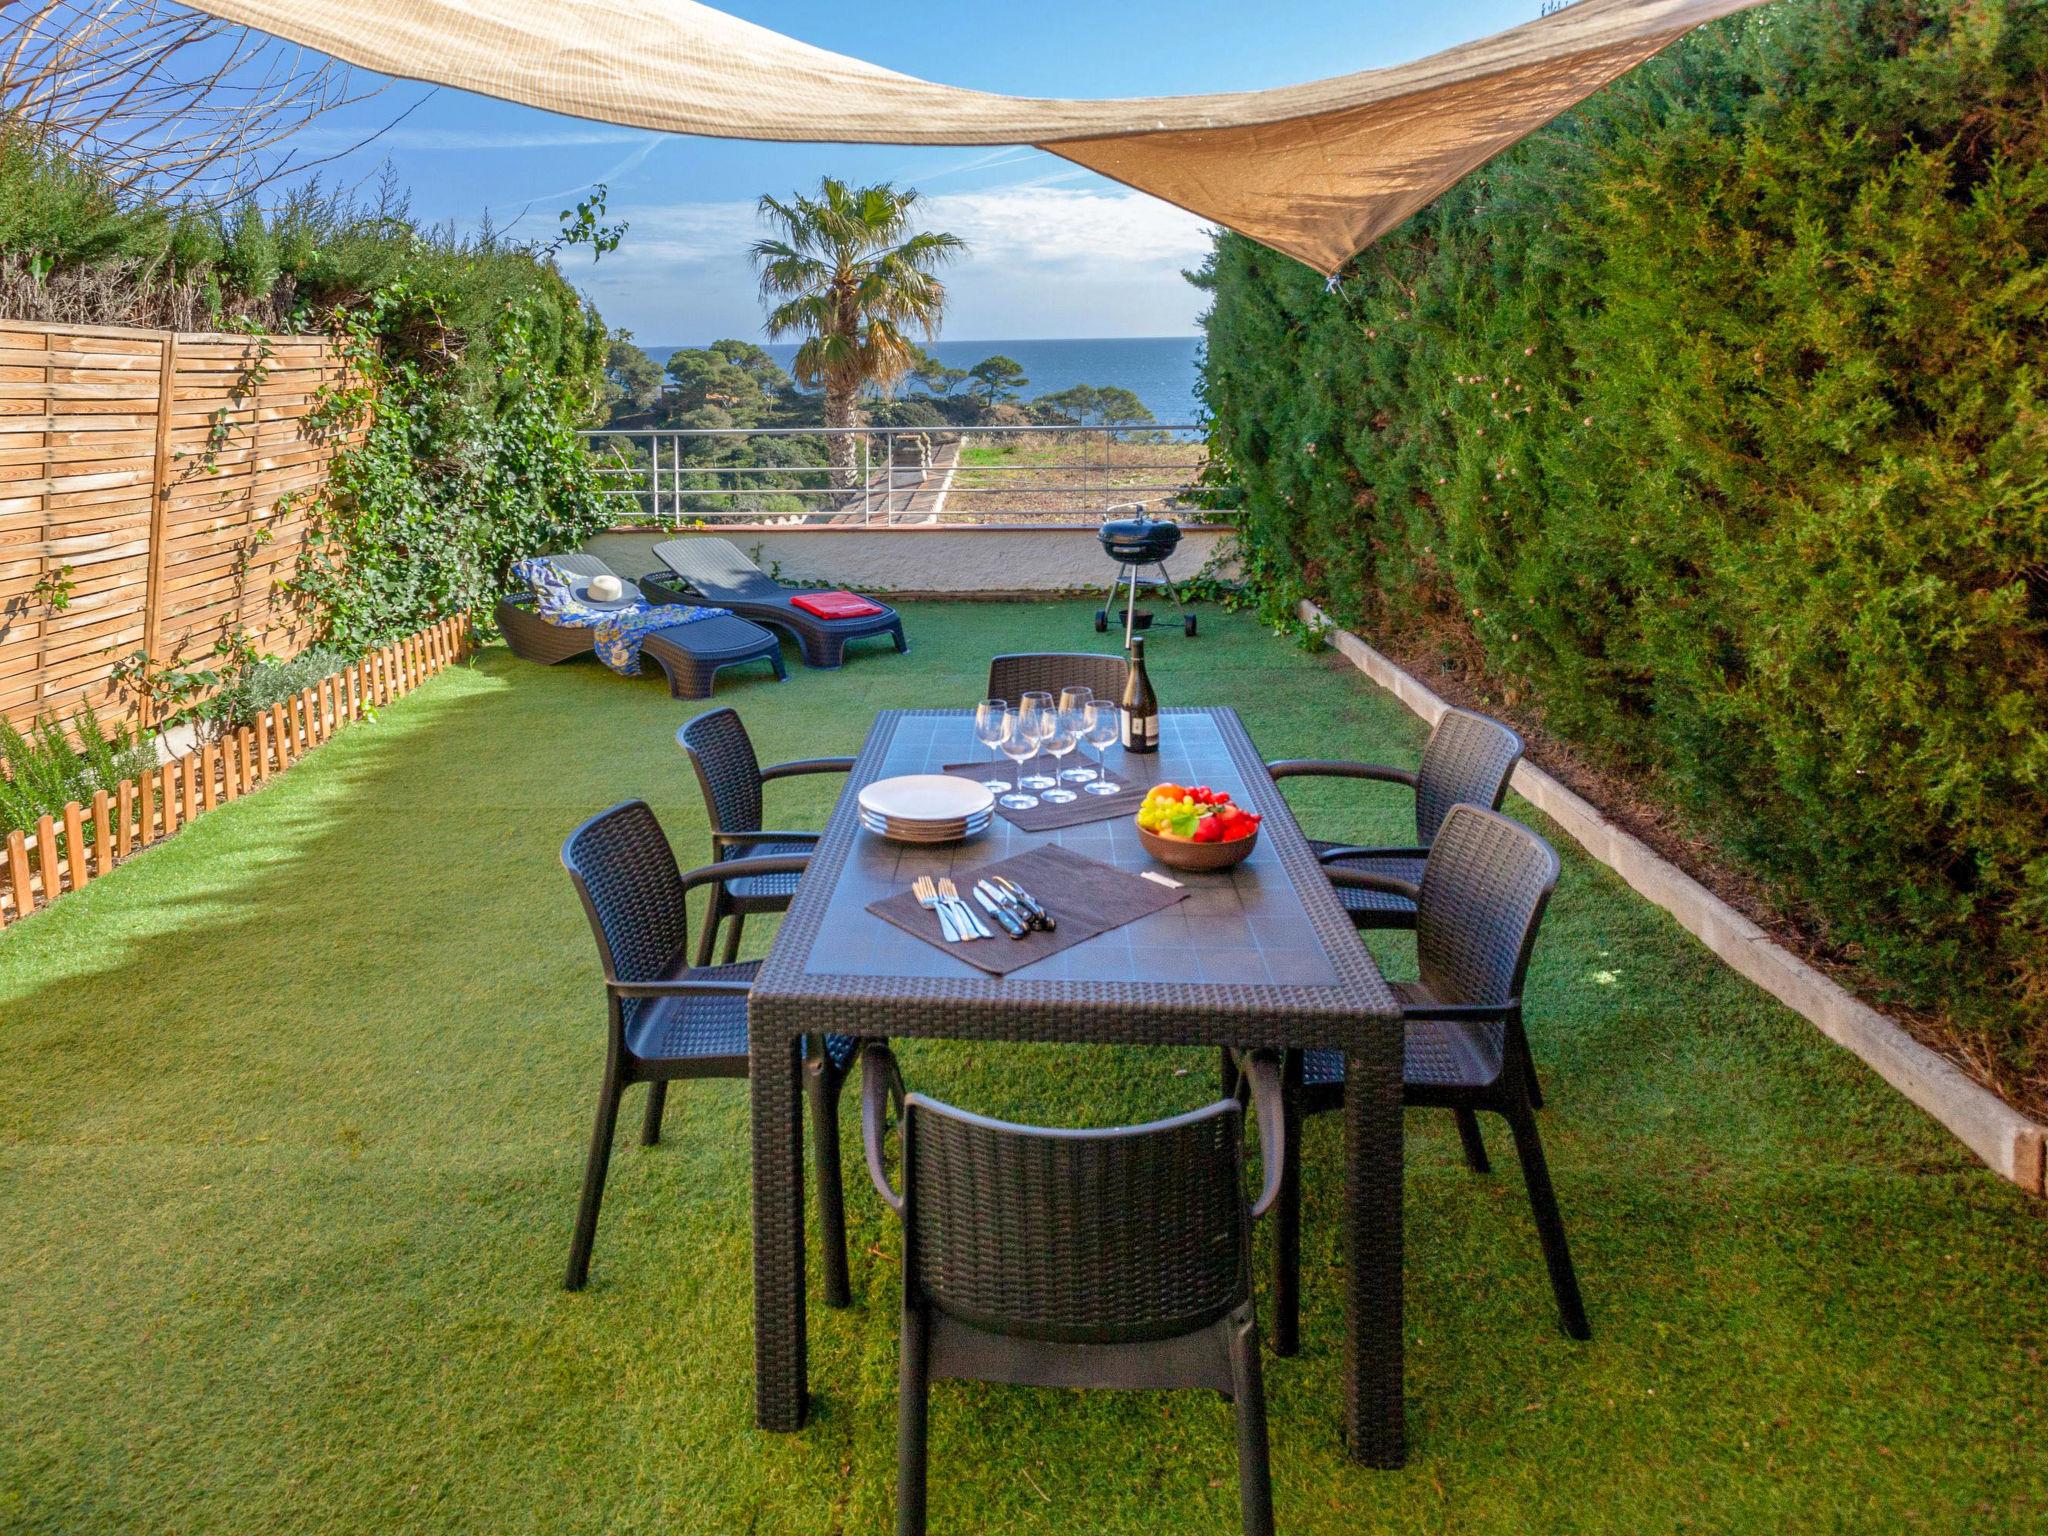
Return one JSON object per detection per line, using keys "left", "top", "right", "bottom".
{"left": 991, "top": 875, "right": 1054, "bottom": 932}
{"left": 973, "top": 884, "right": 1028, "bottom": 939}
{"left": 951, "top": 892, "right": 993, "bottom": 940}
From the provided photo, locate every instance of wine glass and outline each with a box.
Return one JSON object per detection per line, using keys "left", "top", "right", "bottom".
{"left": 1017, "top": 691, "right": 1057, "bottom": 790}
{"left": 997, "top": 716, "right": 1040, "bottom": 809}
{"left": 1040, "top": 708, "right": 1083, "bottom": 803}
{"left": 1057, "top": 686, "right": 1097, "bottom": 782}
{"left": 974, "top": 699, "right": 1011, "bottom": 792}
{"left": 1083, "top": 701, "right": 1122, "bottom": 794}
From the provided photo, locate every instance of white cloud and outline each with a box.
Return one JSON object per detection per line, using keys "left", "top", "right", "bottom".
{"left": 922, "top": 185, "right": 1213, "bottom": 270}
{"left": 577, "top": 183, "right": 1214, "bottom": 342}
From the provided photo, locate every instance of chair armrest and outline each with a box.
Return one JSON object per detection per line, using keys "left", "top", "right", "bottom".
{"left": 1236, "top": 1051, "right": 1288, "bottom": 1221}
{"left": 861, "top": 1045, "right": 905, "bottom": 1214}
{"left": 711, "top": 830, "right": 821, "bottom": 850}
{"left": 1265, "top": 759, "right": 1418, "bottom": 787}
{"left": 761, "top": 757, "right": 856, "bottom": 781}
{"left": 1400, "top": 1001, "right": 1519, "bottom": 1024}
{"left": 606, "top": 975, "right": 755, "bottom": 999}
{"left": 679, "top": 854, "right": 812, "bottom": 891}
{"left": 1323, "top": 867, "right": 1422, "bottom": 903}
{"left": 1316, "top": 844, "right": 1431, "bottom": 864}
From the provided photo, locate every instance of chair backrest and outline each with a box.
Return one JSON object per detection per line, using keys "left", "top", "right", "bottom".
{"left": 677, "top": 707, "right": 766, "bottom": 837}
{"left": 1414, "top": 708, "right": 1525, "bottom": 844}
{"left": 547, "top": 551, "right": 615, "bottom": 583}
{"left": 560, "top": 801, "right": 690, "bottom": 1022}
{"left": 1413, "top": 804, "right": 1559, "bottom": 1008}
{"left": 903, "top": 1094, "right": 1248, "bottom": 1345}
{"left": 985, "top": 652, "right": 1129, "bottom": 705}
{"left": 652, "top": 536, "right": 783, "bottom": 600}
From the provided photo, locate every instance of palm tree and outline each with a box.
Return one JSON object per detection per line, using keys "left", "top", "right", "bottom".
{"left": 752, "top": 179, "right": 965, "bottom": 491}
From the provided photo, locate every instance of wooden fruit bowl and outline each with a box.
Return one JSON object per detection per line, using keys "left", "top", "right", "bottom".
{"left": 1136, "top": 820, "right": 1259, "bottom": 872}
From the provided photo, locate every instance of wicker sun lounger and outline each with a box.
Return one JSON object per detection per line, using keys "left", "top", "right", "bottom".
{"left": 497, "top": 552, "right": 785, "bottom": 698}
{"left": 643, "top": 536, "right": 906, "bottom": 669}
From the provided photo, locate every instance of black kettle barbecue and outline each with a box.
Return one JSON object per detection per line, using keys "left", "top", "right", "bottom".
{"left": 1095, "top": 504, "right": 1196, "bottom": 643}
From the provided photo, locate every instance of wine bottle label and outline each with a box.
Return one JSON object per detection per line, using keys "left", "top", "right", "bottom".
{"left": 1121, "top": 713, "right": 1159, "bottom": 750}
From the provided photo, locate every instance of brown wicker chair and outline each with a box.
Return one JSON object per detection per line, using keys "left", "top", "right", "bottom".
{"left": 862, "top": 1045, "right": 1286, "bottom": 1536}
{"left": 676, "top": 707, "right": 853, "bottom": 967}
{"left": 559, "top": 800, "right": 866, "bottom": 1302}
{"left": 1268, "top": 705, "right": 1524, "bottom": 932}
{"left": 1250, "top": 804, "right": 1587, "bottom": 1355}
{"left": 984, "top": 651, "right": 1128, "bottom": 704}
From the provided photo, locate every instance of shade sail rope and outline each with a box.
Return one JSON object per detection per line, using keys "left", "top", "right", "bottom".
{"left": 187, "top": 0, "right": 1775, "bottom": 272}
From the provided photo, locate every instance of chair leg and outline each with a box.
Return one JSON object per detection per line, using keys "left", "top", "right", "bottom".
{"left": 897, "top": 1306, "right": 931, "bottom": 1536}
{"left": 1228, "top": 1309, "right": 1275, "bottom": 1536}
{"left": 1500, "top": 1099, "right": 1590, "bottom": 1340}
{"left": 694, "top": 882, "right": 724, "bottom": 969}
{"left": 640, "top": 1079, "right": 669, "bottom": 1147}
{"left": 1270, "top": 1097, "right": 1302, "bottom": 1358}
{"left": 807, "top": 1050, "right": 853, "bottom": 1309}
{"left": 890, "top": 621, "right": 908, "bottom": 654}
{"left": 564, "top": 1067, "right": 625, "bottom": 1290}
{"left": 1218, "top": 1045, "right": 1240, "bottom": 1102}
{"left": 1453, "top": 1107, "right": 1491, "bottom": 1174}
{"left": 1514, "top": 1020, "right": 1546, "bottom": 1110}
{"left": 720, "top": 910, "right": 745, "bottom": 965}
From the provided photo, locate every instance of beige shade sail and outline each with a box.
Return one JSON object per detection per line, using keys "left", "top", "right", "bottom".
{"left": 189, "top": 0, "right": 1775, "bottom": 272}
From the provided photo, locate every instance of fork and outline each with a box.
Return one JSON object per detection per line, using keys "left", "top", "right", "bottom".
{"left": 938, "top": 877, "right": 991, "bottom": 939}
{"left": 913, "top": 874, "right": 960, "bottom": 942}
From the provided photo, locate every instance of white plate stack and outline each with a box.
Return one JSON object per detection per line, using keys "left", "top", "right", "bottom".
{"left": 857, "top": 775, "right": 996, "bottom": 844}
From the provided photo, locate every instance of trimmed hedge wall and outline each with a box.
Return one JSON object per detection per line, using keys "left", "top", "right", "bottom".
{"left": 1197, "top": 0, "right": 2048, "bottom": 1099}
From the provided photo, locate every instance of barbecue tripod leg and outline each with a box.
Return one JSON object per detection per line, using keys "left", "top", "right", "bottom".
{"left": 1152, "top": 563, "right": 1189, "bottom": 615}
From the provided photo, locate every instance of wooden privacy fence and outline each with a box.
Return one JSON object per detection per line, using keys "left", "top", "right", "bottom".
{"left": 0, "top": 615, "right": 469, "bottom": 928}
{"left": 0, "top": 318, "right": 349, "bottom": 733}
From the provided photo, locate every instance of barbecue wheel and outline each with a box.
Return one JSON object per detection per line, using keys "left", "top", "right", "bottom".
{"left": 1094, "top": 609, "right": 1108, "bottom": 633}
{"left": 1184, "top": 614, "right": 1198, "bottom": 637}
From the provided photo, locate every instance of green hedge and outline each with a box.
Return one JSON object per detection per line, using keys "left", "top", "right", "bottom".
{"left": 1196, "top": 0, "right": 2048, "bottom": 1097}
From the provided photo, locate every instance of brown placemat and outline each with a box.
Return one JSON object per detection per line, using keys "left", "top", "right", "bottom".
{"left": 865, "top": 843, "right": 1188, "bottom": 976}
{"left": 941, "top": 760, "right": 1157, "bottom": 831}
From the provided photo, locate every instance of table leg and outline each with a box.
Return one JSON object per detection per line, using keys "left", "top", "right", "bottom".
{"left": 752, "top": 1029, "right": 808, "bottom": 1431}
{"left": 1343, "top": 1041, "right": 1405, "bottom": 1466}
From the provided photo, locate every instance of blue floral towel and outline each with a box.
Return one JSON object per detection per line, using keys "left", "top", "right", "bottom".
{"left": 513, "top": 557, "right": 730, "bottom": 677}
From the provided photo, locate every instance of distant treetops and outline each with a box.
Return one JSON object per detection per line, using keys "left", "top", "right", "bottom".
{"left": 602, "top": 338, "right": 1155, "bottom": 431}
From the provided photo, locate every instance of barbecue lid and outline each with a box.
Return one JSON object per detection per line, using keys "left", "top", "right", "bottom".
{"left": 1098, "top": 507, "right": 1182, "bottom": 551}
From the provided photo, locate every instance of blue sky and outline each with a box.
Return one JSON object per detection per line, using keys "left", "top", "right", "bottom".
{"left": 282, "top": 0, "right": 1535, "bottom": 345}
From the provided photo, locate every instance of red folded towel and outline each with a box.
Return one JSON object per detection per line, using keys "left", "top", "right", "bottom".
{"left": 790, "top": 590, "right": 885, "bottom": 620}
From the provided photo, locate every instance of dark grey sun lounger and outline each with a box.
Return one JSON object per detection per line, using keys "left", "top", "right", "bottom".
{"left": 496, "top": 552, "right": 785, "bottom": 699}
{"left": 642, "top": 536, "right": 907, "bottom": 669}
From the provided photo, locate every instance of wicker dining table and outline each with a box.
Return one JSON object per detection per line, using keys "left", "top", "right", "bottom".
{"left": 747, "top": 706, "right": 1409, "bottom": 1466}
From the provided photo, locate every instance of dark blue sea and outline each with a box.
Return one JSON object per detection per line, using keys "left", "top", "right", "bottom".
{"left": 643, "top": 336, "right": 1204, "bottom": 426}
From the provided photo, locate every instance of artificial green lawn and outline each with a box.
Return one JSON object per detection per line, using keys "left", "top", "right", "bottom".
{"left": 2, "top": 600, "right": 2042, "bottom": 1534}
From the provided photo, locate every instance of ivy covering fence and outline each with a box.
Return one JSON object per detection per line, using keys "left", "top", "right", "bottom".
{"left": 3, "top": 128, "right": 616, "bottom": 658}
{"left": 1196, "top": 0, "right": 2048, "bottom": 1104}
{"left": 2, "top": 129, "right": 618, "bottom": 840}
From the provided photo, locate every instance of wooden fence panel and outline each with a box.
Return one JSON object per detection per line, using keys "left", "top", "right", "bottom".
{"left": 0, "top": 319, "right": 356, "bottom": 736}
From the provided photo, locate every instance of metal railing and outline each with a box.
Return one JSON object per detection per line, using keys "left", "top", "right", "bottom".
{"left": 578, "top": 423, "right": 1214, "bottom": 527}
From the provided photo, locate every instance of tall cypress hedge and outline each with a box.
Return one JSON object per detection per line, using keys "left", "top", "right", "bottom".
{"left": 1196, "top": 0, "right": 2048, "bottom": 1101}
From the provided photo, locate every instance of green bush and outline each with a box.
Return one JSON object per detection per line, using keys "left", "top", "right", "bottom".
{"left": 0, "top": 707, "right": 156, "bottom": 840}
{"left": 186, "top": 648, "right": 353, "bottom": 744}
{"left": 1196, "top": 0, "right": 2048, "bottom": 1098}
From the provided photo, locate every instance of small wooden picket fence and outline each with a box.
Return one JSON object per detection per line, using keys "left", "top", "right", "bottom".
{"left": 0, "top": 615, "right": 471, "bottom": 929}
